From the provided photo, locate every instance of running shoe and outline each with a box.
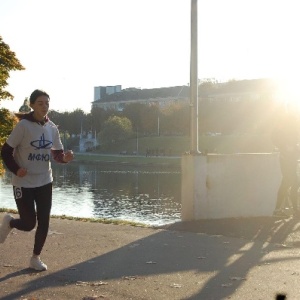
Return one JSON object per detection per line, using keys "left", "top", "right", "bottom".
{"left": 0, "top": 214, "right": 14, "bottom": 243}
{"left": 29, "top": 256, "right": 48, "bottom": 271}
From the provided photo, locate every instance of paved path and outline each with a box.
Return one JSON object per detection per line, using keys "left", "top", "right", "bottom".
{"left": 0, "top": 213, "right": 298, "bottom": 299}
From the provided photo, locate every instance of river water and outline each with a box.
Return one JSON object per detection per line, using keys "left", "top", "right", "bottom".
{"left": 0, "top": 163, "right": 181, "bottom": 226}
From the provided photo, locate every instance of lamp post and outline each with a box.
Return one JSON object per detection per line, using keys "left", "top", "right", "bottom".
{"left": 190, "top": 0, "right": 199, "bottom": 154}
{"left": 63, "top": 130, "right": 66, "bottom": 149}
{"left": 136, "top": 127, "right": 139, "bottom": 155}
{"left": 157, "top": 114, "right": 160, "bottom": 136}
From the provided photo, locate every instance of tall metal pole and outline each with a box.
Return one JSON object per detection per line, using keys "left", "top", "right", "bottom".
{"left": 136, "top": 127, "right": 139, "bottom": 155}
{"left": 190, "top": 0, "right": 199, "bottom": 153}
{"left": 157, "top": 114, "right": 160, "bottom": 136}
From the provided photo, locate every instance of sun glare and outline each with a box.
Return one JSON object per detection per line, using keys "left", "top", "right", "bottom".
{"left": 273, "top": 78, "right": 300, "bottom": 113}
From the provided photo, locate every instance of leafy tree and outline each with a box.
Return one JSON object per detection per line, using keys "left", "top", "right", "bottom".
{"left": 67, "top": 109, "right": 87, "bottom": 135}
{"left": 47, "top": 110, "right": 62, "bottom": 126}
{"left": 122, "top": 103, "right": 145, "bottom": 130}
{"left": 198, "top": 79, "right": 218, "bottom": 96}
{"left": 0, "top": 109, "right": 18, "bottom": 175}
{"left": 170, "top": 104, "right": 189, "bottom": 135}
{"left": 49, "top": 109, "right": 89, "bottom": 136}
{"left": 90, "top": 106, "right": 112, "bottom": 134}
{"left": 99, "top": 115, "right": 133, "bottom": 147}
{"left": 0, "top": 36, "right": 25, "bottom": 174}
{"left": 159, "top": 103, "right": 189, "bottom": 135}
{"left": 0, "top": 36, "right": 25, "bottom": 101}
{"left": 59, "top": 131, "right": 71, "bottom": 149}
{"left": 140, "top": 104, "right": 159, "bottom": 135}
{"left": 58, "top": 111, "right": 71, "bottom": 131}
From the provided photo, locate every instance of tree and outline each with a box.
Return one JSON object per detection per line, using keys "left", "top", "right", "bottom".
{"left": 99, "top": 115, "right": 133, "bottom": 147}
{"left": 140, "top": 104, "right": 159, "bottom": 135}
{"left": 49, "top": 109, "right": 88, "bottom": 136}
{"left": 198, "top": 79, "right": 218, "bottom": 96}
{"left": 90, "top": 106, "right": 112, "bottom": 134}
{"left": 67, "top": 109, "right": 87, "bottom": 135}
{"left": 0, "top": 36, "right": 25, "bottom": 175}
{"left": 122, "top": 103, "right": 145, "bottom": 130}
{"left": 160, "top": 103, "right": 189, "bottom": 135}
{"left": 0, "top": 35, "right": 25, "bottom": 101}
{"left": 0, "top": 109, "right": 18, "bottom": 175}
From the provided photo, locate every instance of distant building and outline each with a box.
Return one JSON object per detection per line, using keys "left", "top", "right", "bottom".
{"left": 94, "top": 85, "right": 122, "bottom": 101}
{"left": 79, "top": 132, "right": 98, "bottom": 152}
{"left": 91, "top": 79, "right": 276, "bottom": 112}
{"left": 92, "top": 86, "right": 190, "bottom": 111}
{"left": 19, "top": 98, "right": 31, "bottom": 113}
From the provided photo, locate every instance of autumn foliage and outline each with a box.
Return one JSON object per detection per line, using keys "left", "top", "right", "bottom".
{"left": 0, "top": 36, "right": 25, "bottom": 175}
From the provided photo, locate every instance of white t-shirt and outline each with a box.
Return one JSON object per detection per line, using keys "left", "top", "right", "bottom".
{"left": 6, "top": 119, "right": 64, "bottom": 188}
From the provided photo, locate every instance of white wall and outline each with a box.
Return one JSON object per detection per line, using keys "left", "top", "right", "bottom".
{"left": 181, "top": 153, "right": 281, "bottom": 220}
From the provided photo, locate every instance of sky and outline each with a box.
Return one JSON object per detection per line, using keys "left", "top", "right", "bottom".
{"left": 1, "top": 0, "right": 300, "bottom": 113}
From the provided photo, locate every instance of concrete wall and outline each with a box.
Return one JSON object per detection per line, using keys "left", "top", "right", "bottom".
{"left": 181, "top": 153, "right": 281, "bottom": 220}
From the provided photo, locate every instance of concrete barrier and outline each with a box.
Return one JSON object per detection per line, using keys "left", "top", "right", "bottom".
{"left": 181, "top": 153, "right": 281, "bottom": 220}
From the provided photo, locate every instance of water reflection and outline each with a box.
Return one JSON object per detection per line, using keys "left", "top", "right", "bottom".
{"left": 0, "top": 163, "right": 181, "bottom": 226}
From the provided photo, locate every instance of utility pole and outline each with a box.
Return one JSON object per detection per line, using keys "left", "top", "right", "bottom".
{"left": 136, "top": 127, "right": 139, "bottom": 155}
{"left": 190, "top": 0, "right": 199, "bottom": 154}
{"left": 157, "top": 114, "right": 160, "bottom": 136}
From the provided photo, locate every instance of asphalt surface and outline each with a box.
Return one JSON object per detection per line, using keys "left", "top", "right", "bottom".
{"left": 0, "top": 212, "right": 299, "bottom": 300}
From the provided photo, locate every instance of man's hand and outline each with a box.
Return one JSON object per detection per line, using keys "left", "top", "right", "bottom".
{"left": 17, "top": 168, "right": 27, "bottom": 177}
{"left": 63, "top": 150, "right": 74, "bottom": 163}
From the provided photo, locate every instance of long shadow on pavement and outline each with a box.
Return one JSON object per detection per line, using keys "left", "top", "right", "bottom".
{"left": 1, "top": 216, "right": 300, "bottom": 299}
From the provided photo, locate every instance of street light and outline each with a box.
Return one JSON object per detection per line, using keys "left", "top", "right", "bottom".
{"left": 190, "top": 0, "right": 200, "bottom": 154}
{"left": 136, "top": 127, "right": 139, "bottom": 155}
{"left": 157, "top": 114, "right": 160, "bottom": 136}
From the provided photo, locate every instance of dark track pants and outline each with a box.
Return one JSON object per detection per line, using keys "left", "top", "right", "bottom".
{"left": 10, "top": 182, "right": 52, "bottom": 255}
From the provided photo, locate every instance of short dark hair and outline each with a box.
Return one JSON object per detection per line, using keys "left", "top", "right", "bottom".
{"left": 29, "top": 89, "right": 50, "bottom": 104}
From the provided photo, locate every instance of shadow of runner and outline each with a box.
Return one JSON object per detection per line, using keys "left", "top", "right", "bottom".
{"left": 161, "top": 216, "right": 300, "bottom": 245}
{"left": 1, "top": 216, "right": 300, "bottom": 299}
{"left": 0, "top": 268, "right": 33, "bottom": 283}
{"left": 168, "top": 216, "right": 300, "bottom": 300}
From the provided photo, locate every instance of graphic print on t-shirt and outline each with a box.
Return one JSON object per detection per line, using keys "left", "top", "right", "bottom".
{"left": 30, "top": 133, "right": 53, "bottom": 150}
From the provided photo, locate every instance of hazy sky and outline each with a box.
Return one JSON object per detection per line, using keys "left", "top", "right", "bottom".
{"left": 1, "top": 0, "right": 299, "bottom": 113}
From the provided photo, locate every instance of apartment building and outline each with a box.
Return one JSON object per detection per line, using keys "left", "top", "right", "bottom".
{"left": 94, "top": 85, "right": 122, "bottom": 102}
{"left": 92, "top": 86, "right": 190, "bottom": 111}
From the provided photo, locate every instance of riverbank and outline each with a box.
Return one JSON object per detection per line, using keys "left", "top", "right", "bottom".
{"left": 73, "top": 152, "right": 181, "bottom": 169}
{"left": 0, "top": 208, "right": 149, "bottom": 228}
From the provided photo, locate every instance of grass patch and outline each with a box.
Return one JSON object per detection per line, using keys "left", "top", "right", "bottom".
{"left": 76, "top": 134, "right": 274, "bottom": 164}
{"left": 108, "top": 136, "right": 190, "bottom": 156}
{"left": 74, "top": 153, "right": 181, "bottom": 166}
{"left": 0, "top": 208, "right": 150, "bottom": 228}
{"left": 52, "top": 214, "right": 149, "bottom": 227}
{"left": 0, "top": 208, "right": 18, "bottom": 214}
